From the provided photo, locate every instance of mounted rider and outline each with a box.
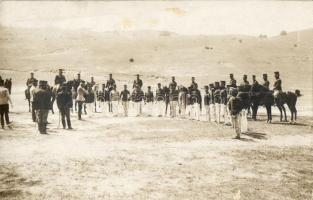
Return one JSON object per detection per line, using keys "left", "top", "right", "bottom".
{"left": 262, "top": 74, "right": 270, "bottom": 89}
{"left": 26, "top": 72, "right": 38, "bottom": 87}
{"left": 273, "top": 71, "right": 282, "bottom": 97}
{"left": 54, "top": 69, "right": 66, "bottom": 86}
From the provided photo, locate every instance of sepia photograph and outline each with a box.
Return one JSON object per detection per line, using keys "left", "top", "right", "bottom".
{"left": 0, "top": 0, "right": 312, "bottom": 199}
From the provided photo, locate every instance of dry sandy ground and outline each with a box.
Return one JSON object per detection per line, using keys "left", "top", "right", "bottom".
{"left": 0, "top": 107, "right": 312, "bottom": 199}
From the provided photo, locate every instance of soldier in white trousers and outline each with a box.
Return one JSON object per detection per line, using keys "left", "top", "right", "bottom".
{"left": 145, "top": 86, "right": 154, "bottom": 116}
{"left": 155, "top": 83, "right": 165, "bottom": 117}
{"left": 213, "top": 82, "right": 221, "bottom": 123}
{"left": 203, "top": 86, "right": 211, "bottom": 122}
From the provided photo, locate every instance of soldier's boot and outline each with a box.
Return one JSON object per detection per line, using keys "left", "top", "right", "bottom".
{"left": 61, "top": 119, "right": 66, "bottom": 129}
{"left": 42, "top": 124, "right": 47, "bottom": 134}
{"left": 67, "top": 119, "right": 73, "bottom": 129}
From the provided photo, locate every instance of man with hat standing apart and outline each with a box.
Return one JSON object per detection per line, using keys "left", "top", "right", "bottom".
{"left": 33, "top": 81, "right": 51, "bottom": 134}
{"left": 229, "top": 73, "right": 237, "bottom": 88}
{"left": 273, "top": 71, "right": 282, "bottom": 97}
{"left": 133, "top": 74, "right": 143, "bottom": 89}
{"left": 54, "top": 69, "right": 66, "bottom": 85}
{"left": 0, "top": 79, "right": 13, "bottom": 129}
{"left": 262, "top": 74, "right": 270, "bottom": 89}
{"left": 57, "top": 85, "right": 73, "bottom": 129}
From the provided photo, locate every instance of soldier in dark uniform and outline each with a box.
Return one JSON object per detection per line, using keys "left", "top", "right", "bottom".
{"left": 155, "top": 83, "right": 164, "bottom": 117}
{"left": 54, "top": 69, "right": 66, "bottom": 85}
{"left": 57, "top": 85, "right": 73, "bottom": 129}
{"left": 26, "top": 72, "right": 38, "bottom": 87}
{"left": 169, "top": 86, "right": 179, "bottom": 117}
{"left": 33, "top": 81, "right": 51, "bottom": 134}
{"left": 229, "top": 73, "right": 237, "bottom": 88}
{"left": 169, "top": 76, "right": 177, "bottom": 90}
{"left": 189, "top": 84, "right": 202, "bottom": 120}
{"left": 145, "top": 86, "right": 154, "bottom": 116}
{"left": 190, "top": 77, "right": 198, "bottom": 91}
{"left": 204, "top": 85, "right": 211, "bottom": 122}
{"left": 273, "top": 71, "right": 282, "bottom": 97}
{"left": 133, "top": 74, "right": 143, "bottom": 89}
{"left": 262, "top": 74, "right": 270, "bottom": 89}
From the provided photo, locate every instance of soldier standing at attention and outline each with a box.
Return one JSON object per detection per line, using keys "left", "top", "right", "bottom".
{"left": 273, "top": 71, "right": 282, "bottom": 97}
{"left": 155, "top": 83, "right": 164, "bottom": 117}
{"left": 57, "top": 85, "right": 73, "bottom": 129}
{"left": 229, "top": 73, "right": 237, "bottom": 88}
{"left": 145, "top": 86, "right": 154, "bottom": 116}
{"left": 120, "top": 85, "right": 130, "bottom": 117}
{"left": 0, "top": 79, "right": 13, "bottom": 129}
{"left": 169, "top": 76, "right": 177, "bottom": 90}
{"left": 76, "top": 81, "right": 87, "bottom": 120}
{"left": 133, "top": 74, "right": 143, "bottom": 89}
{"left": 169, "top": 86, "right": 179, "bottom": 117}
{"left": 110, "top": 85, "right": 120, "bottom": 116}
{"left": 262, "top": 74, "right": 270, "bottom": 89}
{"left": 203, "top": 86, "right": 211, "bottom": 122}
{"left": 33, "top": 81, "right": 51, "bottom": 134}
{"left": 54, "top": 69, "right": 66, "bottom": 85}
{"left": 132, "top": 85, "right": 144, "bottom": 117}
{"left": 189, "top": 84, "right": 202, "bottom": 121}
{"left": 213, "top": 81, "right": 221, "bottom": 123}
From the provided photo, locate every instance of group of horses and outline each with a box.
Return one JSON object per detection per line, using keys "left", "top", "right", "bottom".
{"left": 25, "top": 80, "right": 301, "bottom": 124}
{"left": 223, "top": 84, "right": 300, "bottom": 124}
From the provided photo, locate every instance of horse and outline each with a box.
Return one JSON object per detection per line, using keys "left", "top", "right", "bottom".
{"left": 274, "top": 90, "right": 301, "bottom": 123}
{"left": 250, "top": 84, "right": 274, "bottom": 123}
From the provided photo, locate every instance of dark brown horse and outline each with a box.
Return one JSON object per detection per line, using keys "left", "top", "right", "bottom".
{"left": 274, "top": 90, "right": 301, "bottom": 123}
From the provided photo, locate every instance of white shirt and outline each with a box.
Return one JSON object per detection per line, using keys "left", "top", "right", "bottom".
{"left": 0, "top": 86, "right": 12, "bottom": 105}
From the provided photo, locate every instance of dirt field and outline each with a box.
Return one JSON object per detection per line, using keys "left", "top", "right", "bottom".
{"left": 1, "top": 106, "right": 312, "bottom": 199}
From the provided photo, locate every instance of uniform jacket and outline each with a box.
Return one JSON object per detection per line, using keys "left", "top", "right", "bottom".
{"left": 263, "top": 80, "right": 270, "bottom": 89}
{"left": 273, "top": 79, "right": 282, "bottom": 91}
{"left": 155, "top": 88, "right": 164, "bottom": 101}
{"left": 169, "top": 90, "right": 179, "bottom": 101}
{"left": 169, "top": 81, "right": 177, "bottom": 90}
{"left": 203, "top": 91, "right": 211, "bottom": 105}
{"left": 120, "top": 90, "right": 130, "bottom": 101}
{"left": 106, "top": 79, "right": 116, "bottom": 90}
{"left": 133, "top": 79, "right": 143, "bottom": 88}
{"left": 33, "top": 88, "right": 51, "bottom": 110}
{"left": 228, "top": 96, "right": 242, "bottom": 116}
{"left": 190, "top": 89, "right": 202, "bottom": 106}
{"left": 110, "top": 90, "right": 120, "bottom": 101}
{"left": 57, "top": 91, "right": 73, "bottom": 109}
{"left": 26, "top": 78, "right": 37, "bottom": 87}
{"left": 132, "top": 90, "right": 144, "bottom": 102}
{"left": 229, "top": 79, "right": 237, "bottom": 88}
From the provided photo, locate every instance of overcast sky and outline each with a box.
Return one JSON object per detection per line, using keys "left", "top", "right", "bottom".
{"left": 0, "top": 1, "right": 312, "bottom": 36}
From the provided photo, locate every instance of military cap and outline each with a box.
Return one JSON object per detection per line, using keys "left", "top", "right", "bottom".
{"left": 274, "top": 71, "right": 280, "bottom": 75}
{"left": 77, "top": 72, "right": 81, "bottom": 75}
{"left": 214, "top": 81, "right": 219, "bottom": 85}
{"left": 157, "top": 83, "right": 161, "bottom": 85}
{"left": 136, "top": 74, "right": 140, "bottom": 76}
{"left": 59, "top": 68, "right": 63, "bottom": 71}
{"left": 148, "top": 86, "right": 151, "bottom": 89}
{"left": 209, "top": 83, "right": 214, "bottom": 87}
{"left": 252, "top": 75, "right": 256, "bottom": 78}
{"left": 220, "top": 81, "right": 226, "bottom": 84}
{"left": 230, "top": 73, "right": 234, "bottom": 76}
{"left": 30, "top": 72, "right": 34, "bottom": 75}
{"left": 243, "top": 74, "right": 247, "bottom": 78}
{"left": 204, "top": 85, "right": 209, "bottom": 89}
{"left": 263, "top": 74, "right": 267, "bottom": 77}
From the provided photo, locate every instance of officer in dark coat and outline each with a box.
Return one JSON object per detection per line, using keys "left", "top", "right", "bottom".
{"left": 133, "top": 74, "right": 143, "bottom": 89}
{"left": 262, "top": 74, "right": 270, "bottom": 89}
{"left": 26, "top": 72, "right": 38, "bottom": 87}
{"left": 169, "top": 76, "right": 177, "bottom": 90}
{"left": 57, "top": 85, "right": 73, "bottom": 129}
{"left": 229, "top": 73, "right": 237, "bottom": 88}
{"left": 54, "top": 69, "right": 66, "bottom": 85}
{"left": 33, "top": 81, "right": 51, "bottom": 134}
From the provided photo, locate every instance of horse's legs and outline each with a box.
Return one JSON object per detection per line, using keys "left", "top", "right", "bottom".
{"left": 277, "top": 106, "right": 283, "bottom": 122}
{"left": 84, "top": 104, "right": 87, "bottom": 115}
{"left": 281, "top": 105, "right": 287, "bottom": 121}
{"left": 251, "top": 104, "right": 257, "bottom": 121}
{"left": 294, "top": 107, "right": 297, "bottom": 122}
{"left": 28, "top": 100, "right": 31, "bottom": 112}
{"left": 266, "top": 105, "right": 272, "bottom": 123}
